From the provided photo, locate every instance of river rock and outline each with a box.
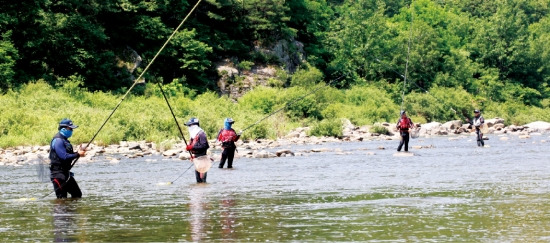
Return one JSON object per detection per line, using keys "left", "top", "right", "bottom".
{"left": 276, "top": 149, "right": 294, "bottom": 157}
{"left": 162, "top": 149, "right": 180, "bottom": 157}
{"left": 442, "top": 120, "right": 462, "bottom": 130}
{"left": 523, "top": 121, "right": 550, "bottom": 132}
{"left": 393, "top": 152, "right": 414, "bottom": 157}
{"left": 485, "top": 117, "right": 505, "bottom": 127}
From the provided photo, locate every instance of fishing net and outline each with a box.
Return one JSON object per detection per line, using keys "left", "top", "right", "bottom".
{"left": 193, "top": 155, "right": 212, "bottom": 173}
{"left": 480, "top": 123, "right": 489, "bottom": 134}
{"left": 410, "top": 127, "right": 420, "bottom": 139}
{"left": 35, "top": 154, "right": 50, "bottom": 183}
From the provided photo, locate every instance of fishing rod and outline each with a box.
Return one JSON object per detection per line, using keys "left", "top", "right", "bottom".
{"left": 239, "top": 73, "right": 348, "bottom": 134}
{"left": 157, "top": 83, "right": 194, "bottom": 185}
{"left": 400, "top": 1, "right": 414, "bottom": 111}
{"left": 69, "top": 0, "right": 203, "bottom": 170}
{"left": 38, "top": 0, "right": 204, "bottom": 199}
{"left": 374, "top": 57, "right": 461, "bottom": 116}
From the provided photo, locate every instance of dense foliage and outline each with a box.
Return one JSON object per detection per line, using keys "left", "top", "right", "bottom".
{"left": 0, "top": 0, "right": 549, "bottom": 146}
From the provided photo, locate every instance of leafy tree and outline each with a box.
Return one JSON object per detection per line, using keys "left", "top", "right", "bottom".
{"left": 0, "top": 31, "right": 18, "bottom": 91}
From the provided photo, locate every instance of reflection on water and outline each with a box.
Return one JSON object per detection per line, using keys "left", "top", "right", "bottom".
{"left": 53, "top": 199, "right": 79, "bottom": 242}
{"left": 188, "top": 185, "right": 208, "bottom": 242}
{"left": 1, "top": 136, "right": 549, "bottom": 241}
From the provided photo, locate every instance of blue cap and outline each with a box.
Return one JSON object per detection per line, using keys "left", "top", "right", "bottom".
{"left": 185, "top": 117, "right": 200, "bottom": 126}
{"left": 224, "top": 118, "right": 235, "bottom": 124}
{"left": 59, "top": 118, "right": 78, "bottom": 129}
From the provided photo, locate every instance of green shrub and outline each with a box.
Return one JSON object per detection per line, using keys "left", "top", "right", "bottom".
{"left": 290, "top": 64, "right": 323, "bottom": 87}
{"left": 370, "top": 124, "right": 389, "bottom": 135}
{"left": 309, "top": 118, "right": 343, "bottom": 137}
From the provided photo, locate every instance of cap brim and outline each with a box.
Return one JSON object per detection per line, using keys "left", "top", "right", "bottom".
{"left": 68, "top": 125, "right": 78, "bottom": 129}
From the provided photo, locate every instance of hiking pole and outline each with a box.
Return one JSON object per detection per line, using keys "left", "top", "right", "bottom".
{"left": 157, "top": 83, "right": 194, "bottom": 185}
{"left": 239, "top": 73, "right": 348, "bottom": 134}
{"left": 69, "top": 0, "right": 204, "bottom": 170}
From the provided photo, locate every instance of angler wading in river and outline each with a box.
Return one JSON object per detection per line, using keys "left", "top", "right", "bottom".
{"left": 185, "top": 117, "right": 210, "bottom": 183}
{"left": 49, "top": 119, "right": 86, "bottom": 199}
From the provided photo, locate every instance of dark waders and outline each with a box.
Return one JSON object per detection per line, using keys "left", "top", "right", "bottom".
{"left": 476, "top": 127, "right": 484, "bottom": 147}
{"left": 397, "top": 131, "right": 410, "bottom": 152}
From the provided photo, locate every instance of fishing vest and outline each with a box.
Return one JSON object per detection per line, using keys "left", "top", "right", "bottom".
{"left": 399, "top": 118, "right": 411, "bottom": 130}
{"left": 49, "top": 133, "right": 75, "bottom": 175}
{"left": 473, "top": 116, "right": 482, "bottom": 127}
{"left": 189, "top": 132, "right": 209, "bottom": 156}
{"left": 218, "top": 128, "right": 237, "bottom": 148}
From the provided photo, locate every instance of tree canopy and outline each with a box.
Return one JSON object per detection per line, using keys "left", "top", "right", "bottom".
{"left": 1, "top": 0, "right": 549, "bottom": 107}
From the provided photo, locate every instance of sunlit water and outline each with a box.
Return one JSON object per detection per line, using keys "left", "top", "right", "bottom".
{"left": 1, "top": 135, "right": 549, "bottom": 242}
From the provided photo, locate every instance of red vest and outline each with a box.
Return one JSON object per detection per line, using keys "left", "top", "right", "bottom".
{"left": 218, "top": 129, "right": 237, "bottom": 142}
{"left": 399, "top": 118, "right": 411, "bottom": 129}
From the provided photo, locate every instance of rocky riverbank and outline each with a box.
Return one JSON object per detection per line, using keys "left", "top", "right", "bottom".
{"left": 1, "top": 118, "right": 549, "bottom": 166}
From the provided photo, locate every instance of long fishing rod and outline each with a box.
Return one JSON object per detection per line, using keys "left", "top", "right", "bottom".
{"left": 374, "top": 57, "right": 460, "bottom": 116}
{"left": 69, "top": 0, "right": 203, "bottom": 170}
{"left": 239, "top": 73, "right": 348, "bottom": 134}
{"left": 157, "top": 83, "right": 194, "bottom": 185}
{"left": 37, "top": 0, "right": 204, "bottom": 199}
{"left": 400, "top": 2, "right": 414, "bottom": 111}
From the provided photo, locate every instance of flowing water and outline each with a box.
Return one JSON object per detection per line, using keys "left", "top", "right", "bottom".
{"left": 1, "top": 135, "right": 549, "bottom": 242}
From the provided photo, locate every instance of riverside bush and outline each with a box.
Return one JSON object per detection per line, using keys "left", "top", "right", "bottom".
{"left": 309, "top": 118, "right": 343, "bottom": 137}
{"left": 1, "top": 80, "right": 548, "bottom": 149}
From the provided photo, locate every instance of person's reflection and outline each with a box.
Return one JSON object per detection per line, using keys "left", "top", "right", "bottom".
{"left": 52, "top": 199, "right": 79, "bottom": 242}
{"left": 188, "top": 184, "right": 208, "bottom": 242}
{"left": 220, "top": 196, "right": 236, "bottom": 240}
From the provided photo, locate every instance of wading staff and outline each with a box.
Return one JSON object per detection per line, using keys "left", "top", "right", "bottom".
{"left": 239, "top": 73, "right": 348, "bottom": 134}
{"left": 69, "top": 0, "right": 204, "bottom": 170}
{"left": 157, "top": 83, "right": 195, "bottom": 184}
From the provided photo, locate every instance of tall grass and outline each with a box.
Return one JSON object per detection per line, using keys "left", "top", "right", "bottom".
{"left": 0, "top": 80, "right": 548, "bottom": 149}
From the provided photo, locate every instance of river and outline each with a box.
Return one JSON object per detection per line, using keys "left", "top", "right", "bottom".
{"left": 1, "top": 134, "right": 549, "bottom": 242}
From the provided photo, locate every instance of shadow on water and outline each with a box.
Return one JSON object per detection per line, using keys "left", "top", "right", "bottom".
{"left": 1, "top": 135, "right": 550, "bottom": 241}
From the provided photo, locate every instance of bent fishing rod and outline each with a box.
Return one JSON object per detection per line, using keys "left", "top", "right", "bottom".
{"left": 38, "top": 0, "right": 204, "bottom": 199}
{"left": 69, "top": 0, "right": 203, "bottom": 170}
{"left": 239, "top": 73, "right": 348, "bottom": 134}
{"left": 157, "top": 83, "right": 195, "bottom": 184}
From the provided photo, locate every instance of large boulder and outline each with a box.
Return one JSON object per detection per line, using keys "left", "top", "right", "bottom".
{"left": 442, "top": 120, "right": 463, "bottom": 130}
{"left": 485, "top": 117, "right": 505, "bottom": 127}
{"left": 523, "top": 121, "right": 550, "bottom": 132}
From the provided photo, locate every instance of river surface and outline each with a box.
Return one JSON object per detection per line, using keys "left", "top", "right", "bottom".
{"left": 1, "top": 135, "right": 549, "bottom": 242}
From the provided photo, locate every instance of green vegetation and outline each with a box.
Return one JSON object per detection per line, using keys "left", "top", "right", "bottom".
{"left": 0, "top": 0, "right": 549, "bottom": 148}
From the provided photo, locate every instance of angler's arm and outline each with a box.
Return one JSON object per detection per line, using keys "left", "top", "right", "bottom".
{"left": 53, "top": 140, "right": 79, "bottom": 161}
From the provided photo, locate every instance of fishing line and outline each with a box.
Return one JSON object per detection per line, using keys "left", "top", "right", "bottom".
{"left": 374, "top": 57, "right": 459, "bottom": 115}
{"left": 156, "top": 83, "right": 195, "bottom": 185}
{"left": 239, "top": 73, "right": 348, "bottom": 134}
{"left": 400, "top": 1, "right": 414, "bottom": 111}
{"left": 69, "top": 0, "right": 204, "bottom": 170}
{"left": 35, "top": 0, "right": 204, "bottom": 199}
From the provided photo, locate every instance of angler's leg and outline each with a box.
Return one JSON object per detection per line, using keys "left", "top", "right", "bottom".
{"left": 404, "top": 133, "right": 410, "bottom": 152}
{"left": 227, "top": 148, "right": 235, "bottom": 168}
{"left": 52, "top": 178, "right": 68, "bottom": 199}
{"left": 195, "top": 170, "right": 206, "bottom": 183}
{"left": 65, "top": 177, "right": 82, "bottom": 198}
{"left": 397, "top": 133, "right": 405, "bottom": 152}
{"left": 219, "top": 148, "right": 228, "bottom": 168}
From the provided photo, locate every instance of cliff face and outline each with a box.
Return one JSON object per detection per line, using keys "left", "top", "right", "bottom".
{"left": 215, "top": 39, "right": 305, "bottom": 99}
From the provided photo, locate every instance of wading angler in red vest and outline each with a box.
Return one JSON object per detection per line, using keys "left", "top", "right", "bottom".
{"left": 396, "top": 110, "right": 415, "bottom": 152}
{"left": 216, "top": 118, "right": 241, "bottom": 168}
